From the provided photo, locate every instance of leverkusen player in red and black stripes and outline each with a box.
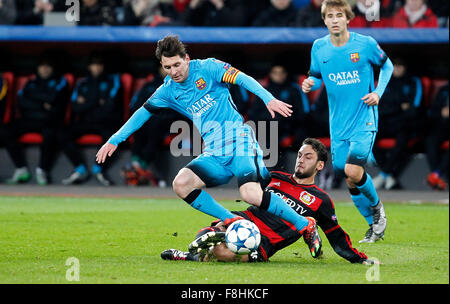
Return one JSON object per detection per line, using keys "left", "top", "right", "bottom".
{"left": 161, "top": 138, "right": 379, "bottom": 265}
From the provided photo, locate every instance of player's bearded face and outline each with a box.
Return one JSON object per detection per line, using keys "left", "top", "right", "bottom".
{"left": 161, "top": 54, "right": 190, "bottom": 83}
{"left": 294, "top": 146, "right": 320, "bottom": 179}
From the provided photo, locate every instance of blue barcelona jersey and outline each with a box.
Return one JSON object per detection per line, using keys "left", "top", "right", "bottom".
{"left": 309, "top": 32, "right": 388, "bottom": 140}
{"left": 144, "top": 58, "right": 248, "bottom": 152}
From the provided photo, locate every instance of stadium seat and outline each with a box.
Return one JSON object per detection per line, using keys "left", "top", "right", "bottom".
{"left": 420, "top": 76, "right": 432, "bottom": 107}
{"left": 10, "top": 74, "right": 43, "bottom": 145}
{"left": 126, "top": 74, "right": 155, "bottom": 145}
{"left": 75, "top": 73, "right": 133, "bottom": 146}
{"left": 63, "top": 73, "right": 75, "bottom": 124}
{"left": 279, "top": 135, "right": 295, "bottom": 149}
{"left": 76, "top": 134, "right": 103, "bottom": 145}
{"left": 64, "top": 73, "right": 75, "bottom": 89}
{"left": 2, "top": 71, "right": 15, "bottom": 124}
{"left": 16, "top": 74, "right": 74, "bottom": 145}
{"left": 131, "top": 74, "right": 154, "bottom": 96}
{"left": 375, "top": 137, "right": 420, "bottom": 150}
{"left": 121, "top": 73, "right": 133, "bottom": 121}
{"left": 429, "top": 78, "right": 448, "bottom": 106}
{"left": 317, "top": 137, "right": 331, "bottom": 149}
{"left": 18, "top": 132, "right": 42, "bottom": 144}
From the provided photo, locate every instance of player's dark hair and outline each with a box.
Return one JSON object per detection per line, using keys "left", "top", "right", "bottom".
{"left": 321, "top": 0, "right": 355, "bottom": 20}
{"left": 302, "top": 138, "right": 328, "bottom": 164}
{"left": 155, "top": 35, "right": 187, "bottom": 61}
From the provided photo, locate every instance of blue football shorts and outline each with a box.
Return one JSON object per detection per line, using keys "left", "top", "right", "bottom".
{"left": 331, "top": 131, "right": 377, "bottom": 176}
{"left": 186, "top": 128, "right": 270, "bottom": 188}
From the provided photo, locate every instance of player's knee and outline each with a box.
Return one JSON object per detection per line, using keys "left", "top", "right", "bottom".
{"left": 239, "top": 183, "right": 263, "bottom": 206}
{"left": 344, "top": 164, "right": 363, "bottom": 183}
{"left": 172, "top": 169, "right": 193, "bottom": 198}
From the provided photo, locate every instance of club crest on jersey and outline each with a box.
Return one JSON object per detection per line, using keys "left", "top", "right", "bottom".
{"left": 299, "top": 191, "right": 316, "bottom": 206}
{"left": 350, "top": 52, "right": 360, "bottom": 63}
{"left": 195, "top": 78, "right": 207, "bottom": 90}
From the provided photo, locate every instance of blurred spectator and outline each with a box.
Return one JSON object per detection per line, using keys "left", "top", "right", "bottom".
{"left": 122, "top": 0, "right": 181, "bottom": 26}
{"left": 78, "top": 0, "right": 118, "bottom": 25}
{"left": 292, "top": 0, "right": 310, "bottom": 9}
{"left": 427, "top": 0, "right": 449, "bottom": 28}
{"left": 15, "top": 0, "right": 66, "bottom": 24}
{"left": 0, "top": 72, "right": 11, "bottom": 183}
{"left": 252, "top": 0, "right": 298, "bottom": 27}
{"left": 173, "top": 0, "right": 191, "bottom": 14}
{"left": 349, "top": 0, "right": 393, "bottom": 27}
{"left": 425, "top": 83, "right": 448, "bottom": 190}
{"left": 1, "top": 56, "right": 70, "bottom": 185}
{"left": 391, "top": 0, "right": 438, "bottom": 28}
{"left": 308, "top": 87, "right": 328, "bottom": 139}
{"left": 248, "top": 63, "right": 310, "bottom": 169}
{"left": 379, "top": 0, "right": 403, "bottom": 18}
{"left": 372, "top": 58, "right": 424, "bottom": 190}
{"left": 295, "top": 0, "right": 324, "bottom": 27}
{"left": 242, "top": 0, "right": 271, "bottom": 26}
{"left": 0, "top": 0, "right": 17, "bottom": 24}
{"left": 0, "top": 72, "right": 6, "bottom": 121}
{"left": 0, "top": 71, "right": 9, "bottom": 159}
{"left": 60, "top": 52, "right": 123, "bottom": 186}
{"left": 182, "top": 0, "right": 246, "bottom": 26}
{"left": 121, "top": 67, "right": 180, "bottom": 186}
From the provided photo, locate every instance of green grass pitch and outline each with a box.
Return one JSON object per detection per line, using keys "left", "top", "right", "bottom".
{"left": 0, "top": 196, "right": 448, "bottom": 284}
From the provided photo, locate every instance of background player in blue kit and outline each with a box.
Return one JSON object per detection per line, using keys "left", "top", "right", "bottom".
{"left": 96, "top": 35, "right": 322, "bottom": 257}
{"left": 302, "top": 0, "right": 394, "bottom": 243}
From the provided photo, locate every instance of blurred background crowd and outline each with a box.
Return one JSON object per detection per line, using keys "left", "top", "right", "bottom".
{"left": 0, "top": 0, "right": 448, "bottom": 28}
{"left": 0, "top": 0, "right": 448, "bottom": 192}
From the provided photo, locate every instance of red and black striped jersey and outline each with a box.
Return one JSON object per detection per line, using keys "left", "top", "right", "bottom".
{"left": 244, "top": 171, "right": 367, "bottom": 263}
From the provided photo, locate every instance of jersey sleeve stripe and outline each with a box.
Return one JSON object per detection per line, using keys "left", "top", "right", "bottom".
{"left": 222, "top": 67, "right": 241, "bottom": 84}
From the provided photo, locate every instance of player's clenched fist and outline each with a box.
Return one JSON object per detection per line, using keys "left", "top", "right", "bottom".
{"left": 96, "top": 142, "right": 117, "bottom": 164}
{"left": 302, "top": 78, "right": 315, "bottom": 93}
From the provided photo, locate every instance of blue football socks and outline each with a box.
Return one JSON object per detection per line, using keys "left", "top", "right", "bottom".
{"left": 356, "top": 172, "right": 379, "bottom": 207}
{"left": 184, "top": 189, "right": 235, "bottom": 221}
{"left": 267, "top": 192, "right": 309, "bottom": 232}
{"left": 350, "top": 190, "right": 373, "bottom": 225}
{"left": 75, "top": 164, "right": 87, "bottom": 175}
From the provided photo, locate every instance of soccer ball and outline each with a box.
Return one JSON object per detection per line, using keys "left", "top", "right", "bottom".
{"left": 225, "top": 219, "right": 261, "bottom": 254}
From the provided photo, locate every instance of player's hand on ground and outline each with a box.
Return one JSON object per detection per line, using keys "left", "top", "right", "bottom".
{"left": 266, "top": 99, "right": 293, "bottom": 118}
{"left": 301, "top": 78, "right": 315, "bottom": 93}
{"left": 96, "top": 142, "right": 117, "bottom": 164}
{"left": 361, "top": 92, "right": 380, "bottom": 106}
{"left": 362, "top": 258, "right": 381, "bottom": 265}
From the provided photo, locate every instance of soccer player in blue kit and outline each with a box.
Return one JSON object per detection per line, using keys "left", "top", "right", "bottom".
{"left": 96, "top": 35, "right": 322, "bottom": 257}
{"left": 302, "top": 0, "right": 393, "bottom": 243}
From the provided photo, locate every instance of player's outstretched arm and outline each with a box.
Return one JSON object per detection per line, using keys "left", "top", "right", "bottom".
{"left": 95, "top": 106, "right": 152, "bottom": 164}
{"left": 233, "top": 72, "right": 292, "bottom": 118}
{"left": 266, "top": 99, "right": 293, "bottom": 118}
{"left": 96, "top": 143, "right": 117, "bottom": 164}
